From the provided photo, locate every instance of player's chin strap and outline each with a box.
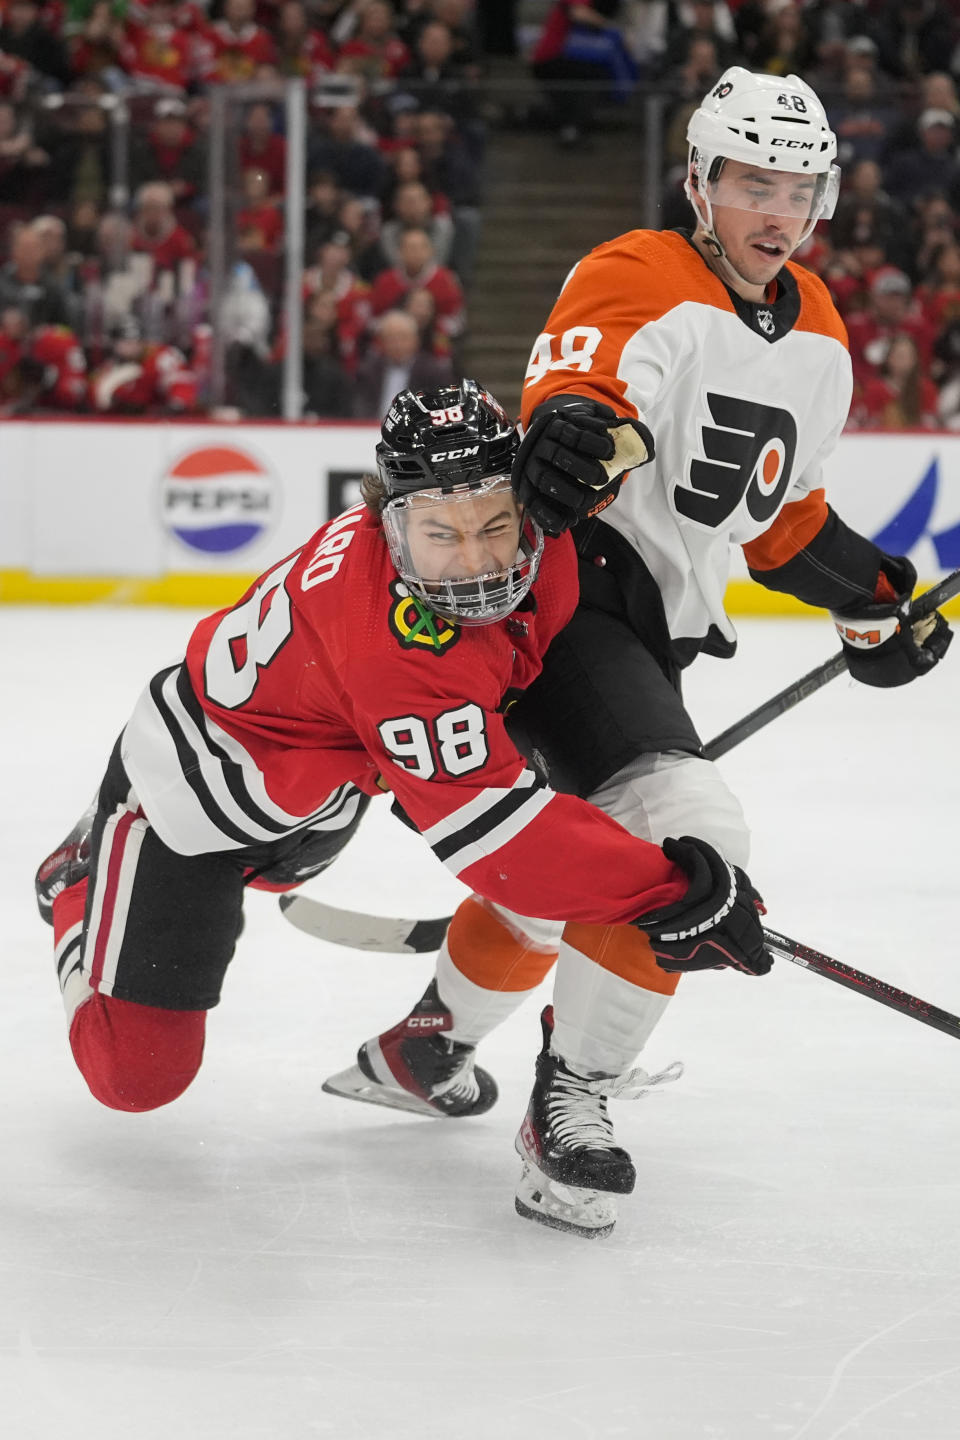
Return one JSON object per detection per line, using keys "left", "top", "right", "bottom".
{"left": 685, "top": 175, "right": 759, "bottom": 292}
{"left": 697, "top": 222, "right": 758, "bottom": 293}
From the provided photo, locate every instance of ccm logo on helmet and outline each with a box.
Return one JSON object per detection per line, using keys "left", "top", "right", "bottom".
{"left": 771, "top": 138, "right": 815, "bottom": 149}
{"left": 429, "top": 445, "right": 480, "bottom": 461}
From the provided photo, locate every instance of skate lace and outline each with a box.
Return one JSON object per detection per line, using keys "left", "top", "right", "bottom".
{"left": 548, "top": 1060, "right": 684, "bottom": 1150}
{"left": 430, "top": 1046, "right": 480, "bottom": 1104}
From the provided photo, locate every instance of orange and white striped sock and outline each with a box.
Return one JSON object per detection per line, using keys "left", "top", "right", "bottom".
{"left": 437, "top": 895, "right": 563, "bottom": 1046}
{"left": 552, "top": 922, "right": 682, "bottom": 1076}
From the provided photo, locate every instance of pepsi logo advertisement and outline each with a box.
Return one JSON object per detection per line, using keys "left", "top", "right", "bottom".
{"left": 160, "top": 444, "right": 277, "bottom": 555}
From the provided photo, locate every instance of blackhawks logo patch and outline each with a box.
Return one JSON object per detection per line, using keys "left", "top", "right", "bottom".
{"left": 388, "top": 580, "right": 460, "bottom": 654}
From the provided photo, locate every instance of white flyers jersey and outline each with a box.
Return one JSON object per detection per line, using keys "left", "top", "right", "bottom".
{"left": 520, "top": 228, "right": 852, "bottom": 655}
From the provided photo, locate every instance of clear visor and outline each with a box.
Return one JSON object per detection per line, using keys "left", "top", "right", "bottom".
{"left": 705, "top": 162, "right": 840, "bottom": 223}
{"left": 383, "top": 475, "right": 542, "bottom": 626}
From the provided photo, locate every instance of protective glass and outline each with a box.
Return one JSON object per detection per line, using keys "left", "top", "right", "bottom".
{"left": 705, "top": 162, "right": 840, "bottom": 223}
{"left": 382, "top": 475, "right": 543, "bottom": 626}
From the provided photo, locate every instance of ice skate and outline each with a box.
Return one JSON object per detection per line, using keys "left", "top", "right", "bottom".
{"left": 514, "top": 1007, "right": 682, "bottom": 1239}
{"left": 323, "top": 978, "right": 498, "bottom": 1118}
{"left": 35, "top": 797, "right": 98, "bottom": 925}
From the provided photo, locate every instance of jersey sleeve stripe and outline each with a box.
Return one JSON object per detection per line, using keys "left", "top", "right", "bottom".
{"left": 429, "top": 786, "right": 556, "bottom": 876}
{"left": 124, "top": 667, "right": 366, "bottom": 853}
{"left": 174, "top": 669, "right": 295, "bottom": 836}
{"left": 304, "top": 785, "right": 364, "bottom": 831}
{"left": 419, "top": 766, "right": 538, "bottom": 848}
{"left": 55, "top": 923, "right": 83, "bottom": 980}
{"left": 150, "top": 668, "right": 267, "bottom": 846}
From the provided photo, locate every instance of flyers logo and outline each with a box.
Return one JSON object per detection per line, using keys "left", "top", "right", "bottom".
{"left": 388, "top": 579, "right": 460, "bottom": 654}
{"left": 674, "top": 393, "right": 798, "bottom": 530}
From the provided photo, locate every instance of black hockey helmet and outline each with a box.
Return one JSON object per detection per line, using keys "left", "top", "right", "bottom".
{"left": 376, "top": 378, "right": 519, "bottom": 497}
{"left": 376, "top": 379, "right": 542, "bottom": 627}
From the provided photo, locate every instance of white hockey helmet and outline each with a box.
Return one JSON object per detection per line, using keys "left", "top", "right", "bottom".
{"left": 686, "top": 67, "right": 840, "bottom": 253}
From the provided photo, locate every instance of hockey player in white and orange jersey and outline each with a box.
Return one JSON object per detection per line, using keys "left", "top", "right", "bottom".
{"left": 328, "top": 70, "right": 954, "bottom": 1240}
{"left": 35, "top": 380, "right": 774, "bottom": 1162}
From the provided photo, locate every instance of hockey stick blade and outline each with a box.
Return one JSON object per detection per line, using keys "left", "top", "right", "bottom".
{"left": 764, "top": 927, "right": 960, "bottom": 1041}
{"left": 705, "top": 565, "right": 960, "bottom": 761}
{"left": 278, "top": 893, "right": 452, "bottom": 953}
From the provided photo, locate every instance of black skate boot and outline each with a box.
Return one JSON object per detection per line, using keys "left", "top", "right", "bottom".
{"left": 323, "top": 978, "right": 498, "bottom": 1118}
{"left": 35, "top": 797, "right": 98, "bottom": 926}
{"left": 515, "top": 1006, "right": 682, "bottom": 1239}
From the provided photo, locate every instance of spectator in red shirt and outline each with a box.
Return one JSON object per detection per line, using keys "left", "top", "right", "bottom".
{"left": 846, "top": 266, "right": 937, "bottom": 387}
{"left": 238, "top": 101, "right": 286, "bottom": 196}
{"left": 129, "top": 96, "right": 205, "bottom": 206}
{"left": 302, "top": 228, "right": 370, "bottom": 372}
{"left": 856, "top": 332, "right": 940, "bottom": 431}
{"left": 199, "top": 0, "right": 277, "bottom": 85}
{"left": 275, "top": 0, "right": 336, "bottom": 82}
{"left": 338, "top": 0, "right": 410, "bottom": 81}
{"left": 121, "top": 0, "right": 196, "bottom": 93}
{"left": 89, "top": 315, "right": 198, "bottom": 413}
{"left": 131, "top": 180, "right": 197, "bottom": 275}
{"left": 369, "top": 226, "right": 464, "bottom": 343}
{"left": 28, "top": 322, "right": 89, "bottom": 410}
{"left": 69, "top": 0, "right": 127, "bottom": 84}
{"left": 237, "top": 166, "right": 283, "bottom": 254}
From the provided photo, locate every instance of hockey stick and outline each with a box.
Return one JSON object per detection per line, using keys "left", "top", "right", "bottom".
{"left": 762, "top": 928, "right": 960, "bottom": 1042}
{"left": 278, "top": 894, "right": 448, "bottom": 954}
{"left": 279, "top": 891, "right": 960, "bottom": 1041}
{"left": 704, "top": 566, "right": 960, "bottom": 760}
{"left": 280, "top": 570, "right": 960, "bottom": 955}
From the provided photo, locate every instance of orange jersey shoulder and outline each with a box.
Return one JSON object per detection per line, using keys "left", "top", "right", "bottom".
{"left": 521, "top": 229, "right": 735, "bottom": 425}
{"left": 786, "top": 260, "right": 849, "bottom": 349}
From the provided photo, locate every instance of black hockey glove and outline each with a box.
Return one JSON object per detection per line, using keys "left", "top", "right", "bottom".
{"left": 634, "top": 837, "right": 773, "bottom": 977}
{"left": 513, "top": 394, "right": 654, "bottom": 536}
{"left": 831, "top": 556, "right": 952, "bottom": 689}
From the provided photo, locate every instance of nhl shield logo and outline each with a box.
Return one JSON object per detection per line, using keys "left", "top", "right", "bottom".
{"left": 756, "top": 308, "right": 776, "bottom": 337}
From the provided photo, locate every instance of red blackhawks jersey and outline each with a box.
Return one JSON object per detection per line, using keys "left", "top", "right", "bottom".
{"left": 521, "top": 228, "right": 870, "bottom": 659}
{"left": 89, "top": 344, "right": 197, "bottom": 413}
{"left": 197, "top": 20, "right": 277, "bottom": 83}
{"left": 120, "top": 505, "right": 686, "bottom": 924}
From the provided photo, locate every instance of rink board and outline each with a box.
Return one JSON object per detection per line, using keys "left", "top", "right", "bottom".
{"left": 2, "top": 420, "right": 960, "bottom": 610}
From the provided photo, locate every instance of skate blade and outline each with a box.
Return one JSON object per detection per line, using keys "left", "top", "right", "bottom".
{"left": 321, "top": 1063, "right": 442, "bottom": 1118}
{"left": 514, "top": 1160, "right": 618, "bottom": 1240}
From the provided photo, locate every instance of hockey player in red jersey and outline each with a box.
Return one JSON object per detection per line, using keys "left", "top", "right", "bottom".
{"left": 89, "top": 317, "right": 198, "bottom": 414}
{"left": 36, "top": 380, "right": 773, "bottom": 1169}
{"left": 328, "top": 70, "right": 955, "bottom": 1241}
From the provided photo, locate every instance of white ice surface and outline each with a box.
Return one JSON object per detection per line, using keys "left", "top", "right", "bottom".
{"left": 2, "top": 606, "right": 960, "bottom": 1440}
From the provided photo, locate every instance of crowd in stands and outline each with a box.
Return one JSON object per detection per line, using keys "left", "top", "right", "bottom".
{"left": 5, "top": 0, "right": 960, "bottom": 430}
{"left": 0, "top": 0, "right": 482, "bottom": 417}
